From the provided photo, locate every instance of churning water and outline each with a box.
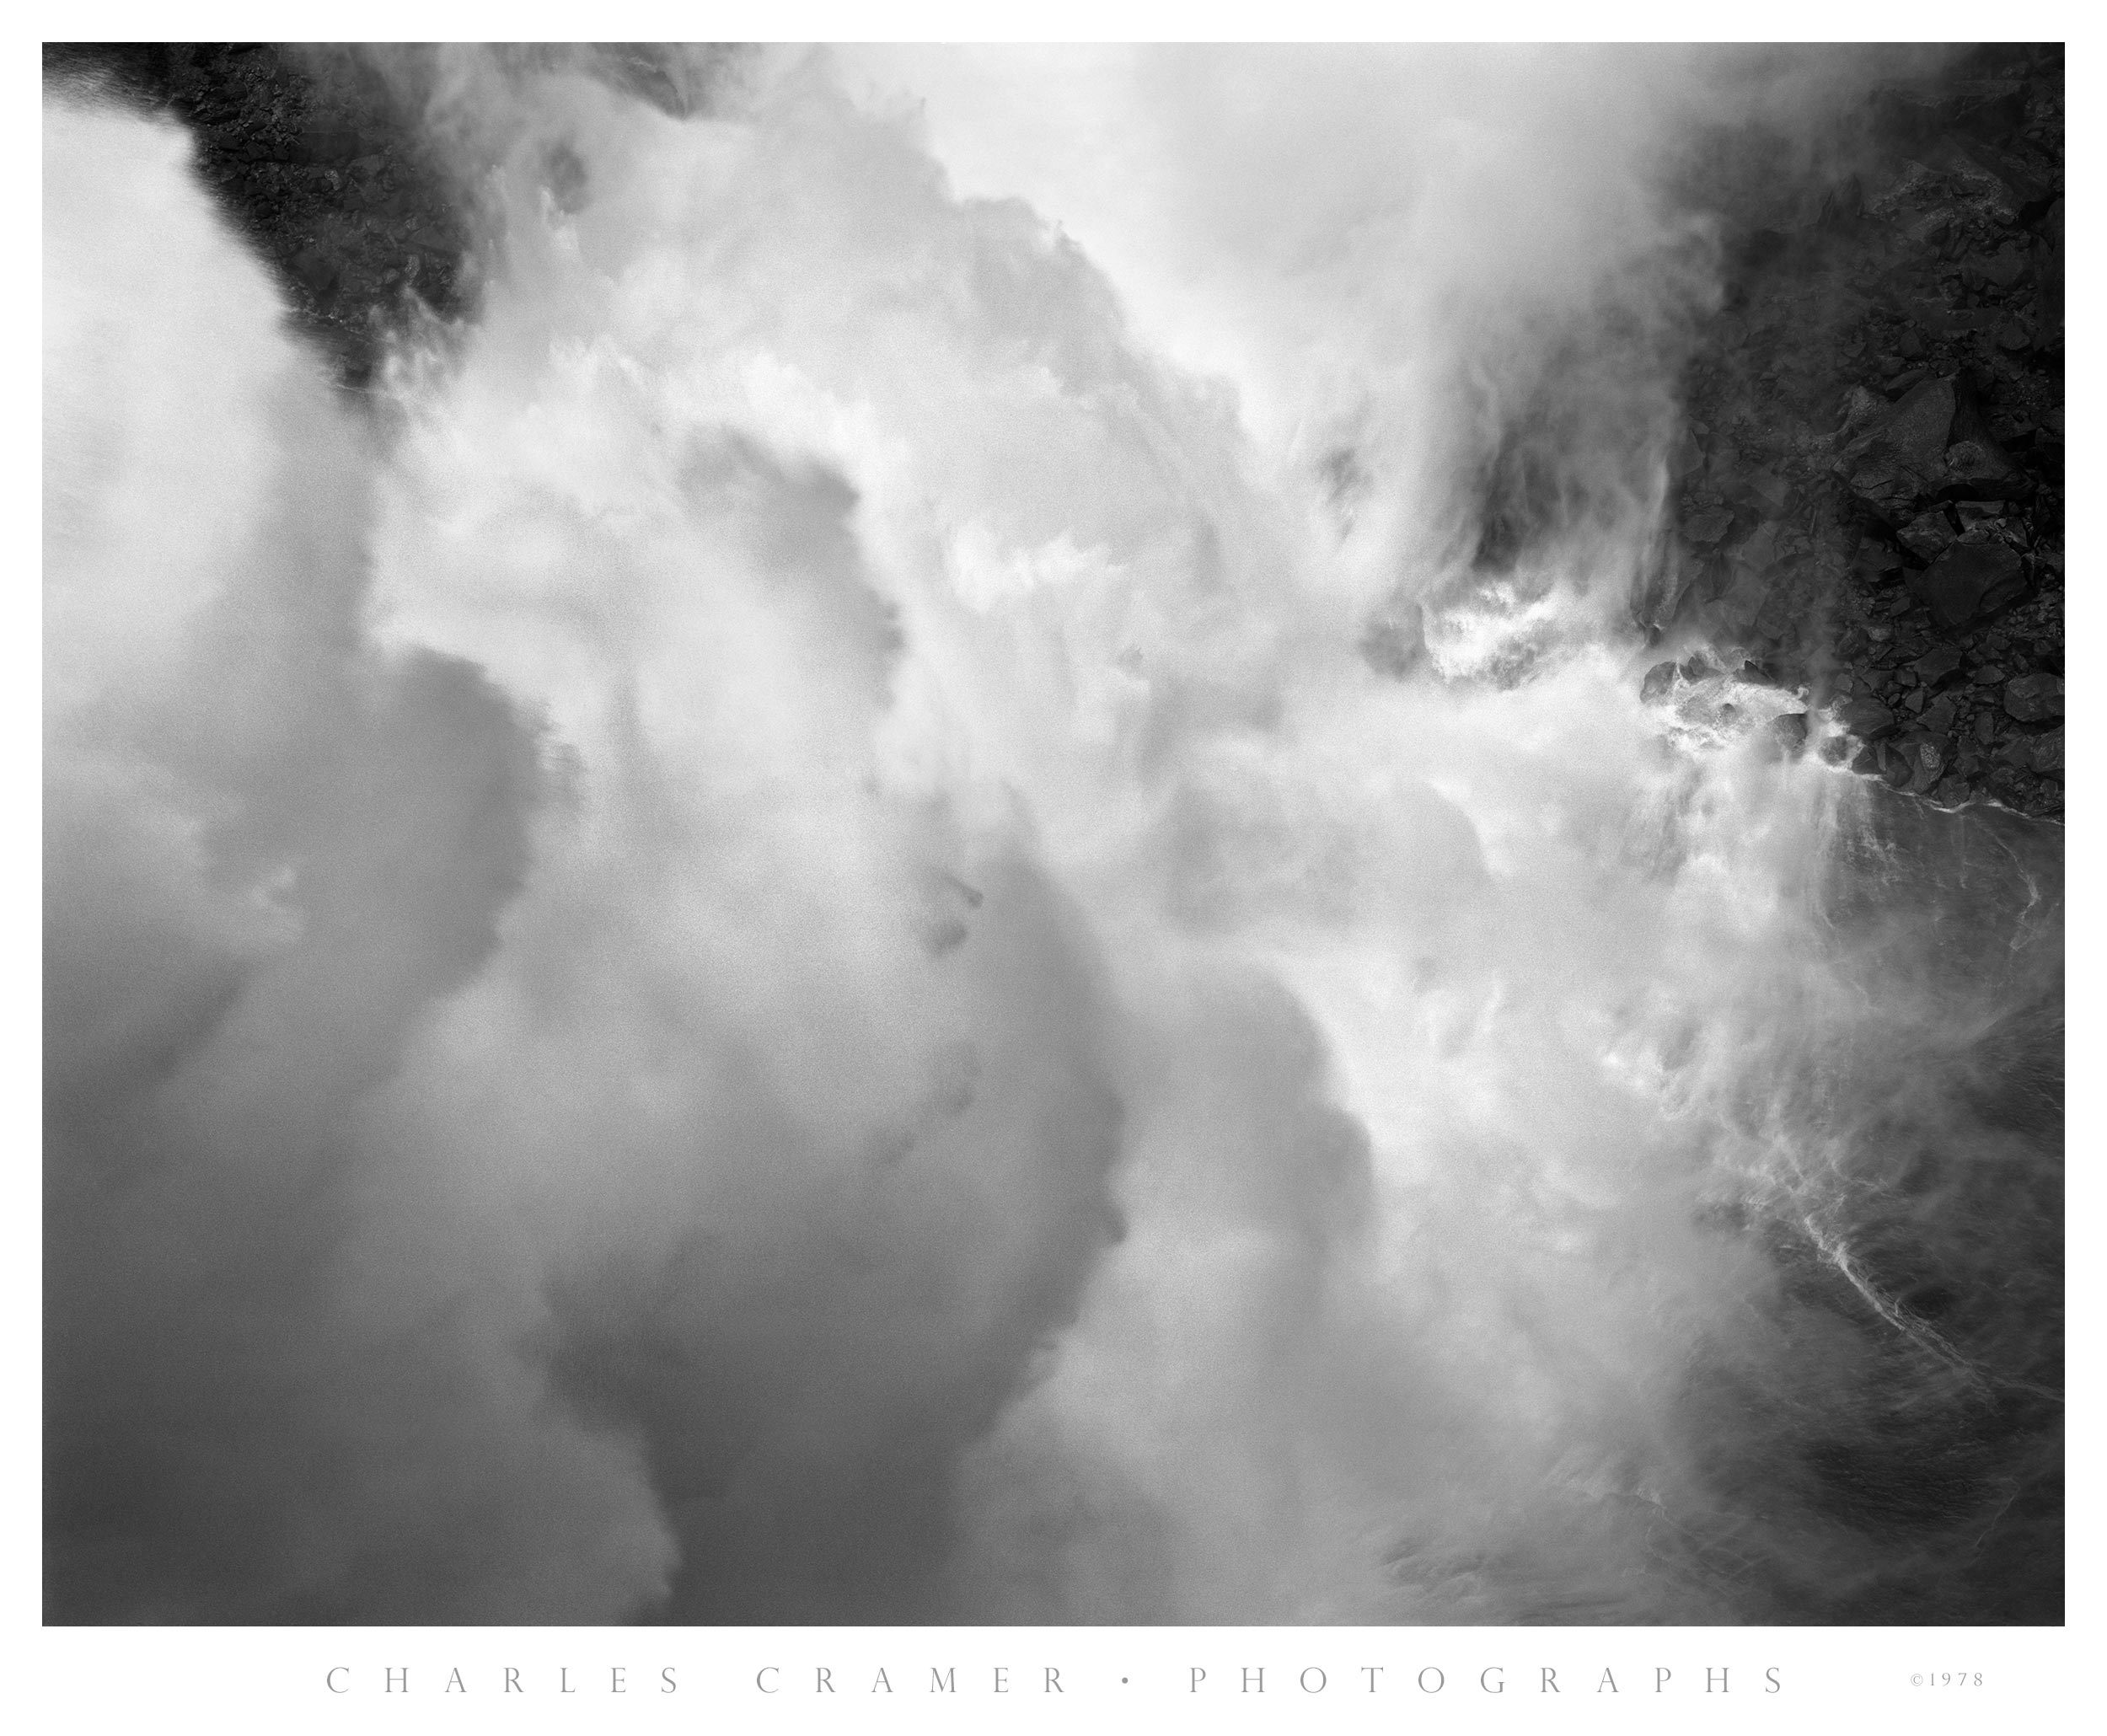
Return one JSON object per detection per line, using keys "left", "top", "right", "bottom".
{"left": 44, "top": 47, "right": 2060, "bottom": 1624}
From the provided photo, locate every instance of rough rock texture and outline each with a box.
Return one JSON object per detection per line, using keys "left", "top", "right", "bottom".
{"left": 46, "top": 43, "right": 478, "bottom": 386}
{"left": 1649, "top": 44, "right": 2064, "bottom": 817}
{"left": 42, "top": 43, "right": 733, "bottom": 386}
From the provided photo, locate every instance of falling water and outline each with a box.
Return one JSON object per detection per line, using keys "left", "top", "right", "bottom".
{"left": 43, "top": 46, "right": 2060, "bottom": 1626}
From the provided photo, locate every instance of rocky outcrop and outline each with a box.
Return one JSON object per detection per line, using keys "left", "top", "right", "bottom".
{"left": 1656, "top": 44, "right": 2062, "bottom": 817}
{"left": 46, "top": 44, "right": 476, "bottom": 386}
{"left": 45, "top": 44, "right": 741, "bottom": 387}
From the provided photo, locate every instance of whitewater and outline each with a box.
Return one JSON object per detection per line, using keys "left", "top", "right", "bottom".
{"left": 43, "top": 46, "right": 2061, "bottom": 1624}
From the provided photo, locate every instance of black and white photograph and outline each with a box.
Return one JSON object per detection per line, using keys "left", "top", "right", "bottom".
{"left": 41, "top": 23, "right": 2066, "bottom": 1665}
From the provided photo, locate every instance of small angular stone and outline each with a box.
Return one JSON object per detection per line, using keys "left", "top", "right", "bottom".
{"left": 1904, "top": 737, "right": 1946, "bottom": 793}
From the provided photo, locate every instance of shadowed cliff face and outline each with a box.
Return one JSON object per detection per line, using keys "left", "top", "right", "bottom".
{"left": 45, "top": 46, "right": 2060, "bottom": 1626}
{"left": 1641, "top": 45, "right": 2064, "bottom": 822}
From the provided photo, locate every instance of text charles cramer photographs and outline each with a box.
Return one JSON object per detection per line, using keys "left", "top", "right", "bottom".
{"left": 324, "top": 1662, "right": 1785, "bottom": 1696}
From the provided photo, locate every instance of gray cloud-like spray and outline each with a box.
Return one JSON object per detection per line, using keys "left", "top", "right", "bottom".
{"left": 45, "top": 46, "right": 2057, "bottom": 1625}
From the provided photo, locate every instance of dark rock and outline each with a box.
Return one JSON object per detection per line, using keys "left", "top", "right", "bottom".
{"left": 1908, "top": 541, "right": 2027, "bottom": 631}
{"left": 1868, "top": 156, "right": 1943, "bottom": 216}
{"left": 2002, "top": 673, "right": 2063, "bottom": 721}
{"left": 1900, "top": 735, "right": 1946, "bottom": 793}
{"left": 1820, "top": 173, "right": 1864, "bottom": 224}
{"left": 1855, "top": 541, "right": 1904, "bottom": 581}
{"left": 1896, "top": 509, "right": 1956, "bottom": 562}
{"left": 1943, "top": 435, "right": 2024, "bottom": 497}
{"left": 2030, "top": 727, "right": 2064, "bottom": 776}
{"left": 1641, "top": 661, "right": 1678, "bottom": 703}
{"left": 1683, "top": 506, "right": 1734, "bottom": 547}
{"left": 1740, "top": 469, "right": 1793, "bottom": 513}
{"left": 1837, "top": 384, "right": 1888, "bottom": 440}
{"left": 1837, "top": 376, "right": 1954, "bottom": 522}
{"left": 1933, "top": 144, "right": 2028, "bottom": 223}
{"left": 1910, "top": 306, "right": 2000, "bottom": 340}
{"left": 289, "top": 244, "right": 339, "bottom": 295}
{"left": 1767, "top": 711, "right": 1809, "bottom": 753}
{"left": 1949, "top": 80, "right": 2030, "bottom": 138}
{"left": 1914, "top": 645, "right": 1965, "bottom": 687}
{"left": 1948, "top": 137, "right": 2053, "bottom": 212}
{"left": 1711, "top": 572, "right": 1767, "bottom": 640}
{"left": 1729, "top": 522, "right": 1785, "bottom": 578}
{"left": 1753, "top": 584, "right": 1803, "bottom": 648}
{"left": 298, "top": 122, "right": 362, "bottom": 163}
{"left": 2033, "top": 200, "right": 2064, "bottom": 353}
{"left": 1836, "top": 695, "right": 1899, "bottom": 740}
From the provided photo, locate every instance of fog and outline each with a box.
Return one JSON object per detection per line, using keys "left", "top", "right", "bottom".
{"left": 45, "top": 46, "right": 2058, "bottom": 1623}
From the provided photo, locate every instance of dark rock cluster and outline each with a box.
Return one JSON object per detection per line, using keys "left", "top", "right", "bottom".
{"left": 45, "top": 44, "right": 736, "bottom": 390}
{"left": 1654, "top": 45, "right": 2063, "bottom": 817}
{"left": 46, "top": 43, "right": 475, "bottom": 387}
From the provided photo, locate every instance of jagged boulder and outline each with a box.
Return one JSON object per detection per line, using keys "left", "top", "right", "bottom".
{"left": 1836, "top": 377, "right": 1955, "bottom": 522}
{"left": 2002, "top": 672, "right": 2064, "bottom": 721}
{"left": 1944, "top": 376, "right": 2029, "bottom": 496}
{"left": 1897, "top": 508, "right": 1957, "bottom": 561}
{"left": 1768, "top": 711, "right": 1810, "bottom": 753}
{"left": 1908, "top": 540, "right": 2027, "bottom": 631}
{"left": 1837, "top": 695, "right": 1900, "bottom": 739}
